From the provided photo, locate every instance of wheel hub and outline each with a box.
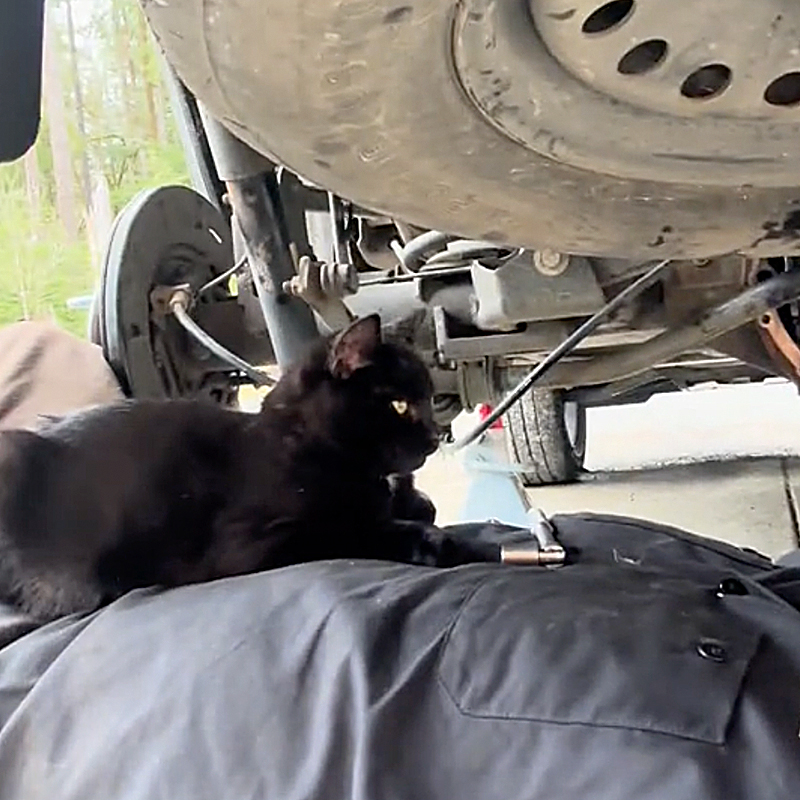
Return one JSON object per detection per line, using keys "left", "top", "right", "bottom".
{"left": 453, "top": 0, "right": 800, "bottom": 186}
{"left": 534, "top": 0, "right": 800, "bottom": 119}
{"left": 98, "top": 185, "right": 243, "bottom": 402}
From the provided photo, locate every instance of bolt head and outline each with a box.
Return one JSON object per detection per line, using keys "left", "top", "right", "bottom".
{"left": 534, "top": 248, "right": 569, "bottom": 276}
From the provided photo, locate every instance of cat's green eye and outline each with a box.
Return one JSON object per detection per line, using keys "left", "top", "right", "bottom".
{"left": 391, "top": 399, "right": 409, "bottom": 416}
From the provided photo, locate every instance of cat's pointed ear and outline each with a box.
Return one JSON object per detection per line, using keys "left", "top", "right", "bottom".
{"left": 328, "top": 315, "right": 382, "bottom": 379}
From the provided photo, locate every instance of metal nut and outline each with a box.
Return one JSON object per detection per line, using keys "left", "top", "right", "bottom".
{"left": 533, "top": 248, "right": 570, "bottom": 276}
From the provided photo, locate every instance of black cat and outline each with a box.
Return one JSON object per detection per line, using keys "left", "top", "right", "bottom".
{"left": 0, "top": 315, "right": 497, "bottom": 621}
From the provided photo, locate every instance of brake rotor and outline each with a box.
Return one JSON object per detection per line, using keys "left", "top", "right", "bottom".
{"left": 453, "top": 0, "right": 800, "bottom": 186}
{"left": 97, "top": 185, "right": 239, "bottom": 403}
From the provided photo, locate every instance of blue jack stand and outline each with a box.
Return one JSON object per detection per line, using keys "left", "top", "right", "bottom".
{"left": 455, "top": 432, "right": 567, "bottom": 565}
{"left": 456, "top": 433, "right": 533, "bottom": 528}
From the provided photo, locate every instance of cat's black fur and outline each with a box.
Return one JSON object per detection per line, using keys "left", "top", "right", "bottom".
{"left": 0, "top": 315, "right": 496, "bottom": 621}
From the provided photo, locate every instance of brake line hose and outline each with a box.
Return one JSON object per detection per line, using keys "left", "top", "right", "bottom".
{"left": 168, "top": 288, "right": 275, "bottom": 388}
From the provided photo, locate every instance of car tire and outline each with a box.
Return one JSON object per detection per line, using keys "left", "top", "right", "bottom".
{"left": 145, "top": 0, "right": 800, "bottom": 261}
{"left": 505, "top": 390, "right": 586, "bottom": 486}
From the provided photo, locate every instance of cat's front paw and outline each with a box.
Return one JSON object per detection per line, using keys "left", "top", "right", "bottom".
{"left": 400, "top": 490, "right": 436, "bottom": 525}
{"left": 371, "top": 520, "right": 500, "bottom": 568}
{"left": 390, "top": 521, "right": 500, "bottom": 568}
{"left": 434, "top": 532, "right": 501, "bottom": 567}
{"left": 388, "top": 474, "right": 437, "bottom": 524}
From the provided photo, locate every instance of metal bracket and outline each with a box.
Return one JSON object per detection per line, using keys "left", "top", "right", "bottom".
{"left": 471, "top": 252, "right": 606, "bottom": 331}
{"left": 432, "top": 305, "right": 572, "bottom": 362}
{"left": 283, "top": 255, "right": 357, "bottom": 332}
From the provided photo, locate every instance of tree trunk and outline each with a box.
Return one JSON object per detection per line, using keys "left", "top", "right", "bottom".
{"left": 64, "top": 0, "right": 92, "bottom": 212}
{"left": 87, "top": 172, "right": 113, "bottom": 270}
{"left": 110, "top": 0, "right": 132, "bottom": 130}
{"left": 118, "top": 4, "right": 139, "bottom": 107}
{"left": 43, "top": 5, "right": 78, "bottom": 239}
{"left": 143, "top": 78, "right": 160, "bottom": 143}
{"left": 17, "top": 251, "right": 30, "bottom": 321}
{"left": 135, "top": 8, "right": 161, "bottom": 142}
{"left": 22, "top": 147, "right": 42, "bottom": 221}
{"left": 154, "top": 83, "right": 168, "bottom": 145}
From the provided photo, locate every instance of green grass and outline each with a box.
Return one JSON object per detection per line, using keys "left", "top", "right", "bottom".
{"left": 0, "top": 189, "right": 96, "bottom": 338}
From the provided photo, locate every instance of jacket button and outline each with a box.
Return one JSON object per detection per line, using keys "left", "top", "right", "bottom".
{"left": 697, "top": 639, "right": 728, "bottom": 663}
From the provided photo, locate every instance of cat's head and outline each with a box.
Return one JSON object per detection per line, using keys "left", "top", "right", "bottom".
{"left": 266, "top": 315, "right": 439, "bottom": 474}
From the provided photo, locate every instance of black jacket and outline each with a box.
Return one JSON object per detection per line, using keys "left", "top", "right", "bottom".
{"left": 1, "top": 513, "right": 799, "bottom": 799}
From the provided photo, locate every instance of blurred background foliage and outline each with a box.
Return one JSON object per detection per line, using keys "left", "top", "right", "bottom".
{"left": 0, "top": 0, "right": 188, "bottom": 336}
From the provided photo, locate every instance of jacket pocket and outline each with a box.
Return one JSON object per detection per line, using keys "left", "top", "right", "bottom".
{"left": 438, "top": 565, "right": 760, "bottom": 744}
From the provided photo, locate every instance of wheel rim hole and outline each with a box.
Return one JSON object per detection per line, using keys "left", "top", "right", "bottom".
{"left": 581, "top": 0, "right": 634, "bottom": 35}
{"left": 764, "top": 72, "right": 800, "bottom": 106}
{"left": 617, "top": 39, "right": 668, "bottom": 75}
{"left": 680, "top": 64, "right": 732, "bottom": 100}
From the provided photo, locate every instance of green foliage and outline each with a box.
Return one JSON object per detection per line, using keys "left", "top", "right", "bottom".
{"left": 0, "top": 0, "right": 189, "bottom": 338}
{"left": 98, "top": 134, "right": 189, "bottom": 210}
{"left": 0, "top": 190, "right": 95, "bottom": 336}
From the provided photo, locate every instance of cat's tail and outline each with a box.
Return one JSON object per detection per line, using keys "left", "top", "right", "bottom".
{"left": 0, "top": 429, "right": 63, "bottom": 525}
{"left": 0, "top": 430, "right": 77, "bottom": 622}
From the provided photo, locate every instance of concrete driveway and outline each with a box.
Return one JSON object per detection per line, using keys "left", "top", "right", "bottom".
{"left": 416, "top": 379, "right": 800, "bottom": 560}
